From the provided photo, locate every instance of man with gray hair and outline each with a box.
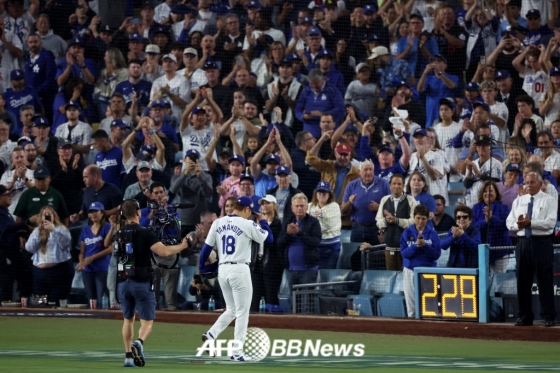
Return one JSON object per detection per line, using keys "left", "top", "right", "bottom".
{"left": 294, "top": 68, "right": 345, "bottom": 139}
{"left": 506, "top": 171, "right": 557, "bottom": 327}
{"left": 342, "top": 160, "right": 391, "bottom": 244}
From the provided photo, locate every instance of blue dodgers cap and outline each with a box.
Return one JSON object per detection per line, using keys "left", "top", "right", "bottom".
{"left": 88, "top": 202, "right": 105, "bottom": 212}
{"left": 185, "top": 149, "right": 201, "bottom": 159}
{"left": 495, "top": 70, "right": 511, "bottom": 79}
{"left": 439, "top": 97, "right": 456, "bottom": 111}
{"left": 265, "top": 154, "right": 280, "bottom": 164}
{"left": 33, "top": 116, "right": 50, "bottom": 127}
{"left": 472, "top": 100, "right": 490, "bottom": 112}
{"left": 247, "top": 0, "right": 262, "bottom": 9}
{"left": 410, "top": 13, "right": 424, "bottom": 22}
{"left": 550, "top": 67, "right": 560, "bottom": 76}
{"left": 214, "top": 4, "right": 232, "bottom": 16}
{"left": 362, "top": 4, "right": 377, "bottom": 14}
{"left": 129, "top": 33, "right": 144, "bottom": 42}
{"left": 276, "top": 165, "right": 291, "bottom": 175}
{"left": 433, "top": 54, "right": 447, "bottom": 64}
{"left": 316, "top": 49, "right": 333, "bottom": 59}
{"left": 203, "top": 61, "right": 219, "bottom": 70}
{"left": 377, "top": 145, "right": 394, "bottom": 155}
{"left": 286, "top": 53, "right": 302, "bottom": 61}
{"left": 300, "top": 16, "right": 313, "bottom": 24}
{"left": 150, "top": 99, "right": 166, "bottom": 108}
{"left": 307, "top": 27, "right": 322, "bottom": 36}
{"left": 526, "top": 9, "right": 541, "bottom": 18}
{"left": 68, "top": 37, "right": 83, "bottom": 47}
{"left": 240, "top": 173, "right": 255, "bottom": 183}
{"left": 10, "top": 69, "right": 24, "bottom": 80}
{"left": 191, "top": 106, "right": 206, "bottom": 115}
{"left": 413, "top": 128, "right": 428, "bottom": 137}
{"left": 393, "top": 79, "right": 412, "bottom": 89}
{"left": 136, "top": 150, "right": 154, "bottom": 161}
{"left": 236, "top": 196, "right": 255, "bottom": 210}
{"left": 57, "top": 138, "right": 72, "bottom": 148}
{"left": 110, "top": 118, "right": 128, "bottom": 129}
{"left": 34, "top": 165, "right": 50, "bottom": 179}
{"left": 367, "top": 34, "right": 380, "bottom": 42}
{"left": 228, "top": 154, "right": 245, "bottom": 165}
{"left": 141, "top": 145, "right": 155, "bottom": 154}
{"left": 279, "top": 57, "right": 292, "bottom": 66}
{"left": 343, "top": 125, "right": 359, "bottom": 134}
{"left": 66, "top": 100, "right": 82, "bottom": 110}
{"left": 506, "top": 163, "right": 521, "bottom": 173}
{"left": 316, "top": 180, "right": 331, "bottom": 192}
{"left": 465, "top": 82, "right": 480, "bottom": 91}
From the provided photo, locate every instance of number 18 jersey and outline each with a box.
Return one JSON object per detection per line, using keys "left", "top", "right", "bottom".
{"left": 205, "top": 215, "right": 269, "bottom": 264}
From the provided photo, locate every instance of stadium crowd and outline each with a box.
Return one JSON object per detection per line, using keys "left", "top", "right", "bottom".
{"left": 0, "top": 0, "right": 558, "bottom": 320}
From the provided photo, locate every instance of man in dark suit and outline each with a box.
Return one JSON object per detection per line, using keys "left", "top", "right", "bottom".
{"left": 495, "top": 70, "right": 527, "bottom": 136}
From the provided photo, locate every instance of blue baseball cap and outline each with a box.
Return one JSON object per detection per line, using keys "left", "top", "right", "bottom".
{"left": 439, "top": 97, "right": 456, "bottom": 111}
{"left": 66, "top": 100, "right": 82, "bottom": 111}
{"left": 228, "top": 154, "right": 245, "bottom": 165}
{"left": 393, "top": 79, "right": 412, "bottom": 89}
{"left": 191, "top": 106, "right": 206, "bottom": 115}
{"left": 129, "top": 33, "right": 144, "bottom": 42}
{"left": 88, "top": 202, "right": 105, "bottom": 212}
{"left": 316, "top": 180, "right": 331, "bottom": 192}
{"left": 57, "top": 138, "right": 72, "bottom": 148}
{"left": 550, "top": 67, "right": 560, "bottom": 76}
{"left": 300, "top": 16, "right": 313, "bottom": 24}
{"left": 413, "top": 128, "right": 428, "bottom": 137}
{"left": 363, "top": 4, "right": 377, "bottom": 14}
{"left": 10, "top": 69, "right": 24, "bottom": 80}
{"left": 136, "top": 150, "right": 154, "bottom": 161}
{"left": 185, "top": 149, "right": 201, "bottom": 159}
{"left": 433, "top": 54, "right": 447, "bottom": 64}
{"left": 279, "top": 57, "right": 292, "bottom": 66}
{"left": 150, "top": 100, "right": 166, "bottom": 108}
{"left": 214, "top": 4, "right": 232, "bottom": 16}
{"left": 276, "top": 166, "right": 291, "bottom": 176}
{"left": 203, "top": 61, "right": 219, "bottom": 70}
{"left": 265, "top": 154, "right": 280, "bottom": 164}
{"left": 247, "top": 0, "right": 261, "bottom": 9}
{"left": 316, "top": 49, "right": 333, "bottom": 59}
{"left": 495, "top": 70, "right": 511, "bottom": 79}
{"left": 377, "top": 145, "right": 394, "bottom": 155}
{"left": 465, "top": 82, "right": 480, "bottom": 91}
{"left": 505, "top": 163, "right": 521, "bottom": 173}
{"left": 141, "top": 145, "right": 155, "bottom": 155}
{"left": 307, "top": 27, "right": 322, "bottom": 36}
{"left": 410, "top": 13, "right": 424, "bottom": 22}
{"left": 526, "top": 9, "right": 540, "bottom": 18}
{"left": 240, "top": 173, "right": 255, "bottom": 183}
{"left": 367, "top": 34, "right": 380, "bottom": 42}
{"left": 34, "top": 165, "right": 51, "bottom": 179}
{"left": 171, "top": 4, "right": 190, "bottom": 14}
{"left": 68, "top": 37, "right": 84, "bottom": 47}
{"left": 236, "top": 196, "right": 255, "bottom": 209}
{"left": 110, "top": 118, "right": 129, "bottom": 129}
{"left": 286, "top": 53, "right": 302, "bottom": 61}
{"left": 472, "top": 100, "right": 490, "bottom": 112}
{"left": 33, "top": 116, "right": 50, "bottom": 127}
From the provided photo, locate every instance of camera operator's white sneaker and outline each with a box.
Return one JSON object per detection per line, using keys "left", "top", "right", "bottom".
{"left": 230, "top": 354, "right": 252, "bottom": 362}
{"left": 201, "top": 332, "right": 216, "bottom": 357}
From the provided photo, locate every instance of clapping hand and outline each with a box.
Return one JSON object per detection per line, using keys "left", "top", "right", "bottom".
{"left": 451, "top": 226, "right": 464, "bottom": 238}
{"left": 287, "top": 222, "right": 299, "bottom": 235}
{"left": 483, "top": 205, "right": 492, "bottom": 222}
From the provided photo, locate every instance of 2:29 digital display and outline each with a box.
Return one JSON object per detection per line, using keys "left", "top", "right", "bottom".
{"left": 419, "top": 273, "right": 478, "bottom": 319}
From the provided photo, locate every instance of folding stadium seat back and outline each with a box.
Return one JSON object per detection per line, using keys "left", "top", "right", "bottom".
{"left": 359, "top": 270, "right": 398, "bottom": 296}
{"left": 277, "top": 269, "right": 292, "bottom": 313}
{"left": 437, "top": 249, "right": 450, "bottom": 267}
{"left": 317, "top": 269, "right": 352, "bottom": 283}
{"left": 392, "top": 271, "right": 404, "bottom": 295}
{"left": 177, "top": 266, "right": 197, "bottom": 302}
{"left": 377, "top": 293, "right": 407, "bottom": 318}
{"left": 351, "top": 295, "right": 375, "bottom": 317}
{"left": 337, "top": 242, "right": 359, "bottom": 269}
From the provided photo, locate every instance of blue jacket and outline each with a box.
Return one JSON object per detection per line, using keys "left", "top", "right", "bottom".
{"left": 294, "top": 82, "right": 345, "bottom": 138}
{"left": 441, "top": 225, "right": 481, "bottom": 268}
{"left": 400, "top": 224, "right": 441, "bottom": 270}
{"left": 471, "top": 201, "right": 512, "bottom": 263}
{"left": 25, "top": 48, "right": 57, "bottom": 101}
{"left": 324, "top": 67, "right": 345, "bottom": 97}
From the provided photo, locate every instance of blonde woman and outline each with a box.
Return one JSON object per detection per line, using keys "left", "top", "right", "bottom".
{"left": 539, "top": 68, "right": 560, "bottom": 127}
{"left": 501, "top": 145, "right": 526, "bottom": 174}
{"left": 94, "top": 48, "right": 129, "bottom": 116}
{"left": 308, "top": 181, "right": 342, "bottom": 269}
{"left": 25, "top": 206, "right": 73, "bottom": 305}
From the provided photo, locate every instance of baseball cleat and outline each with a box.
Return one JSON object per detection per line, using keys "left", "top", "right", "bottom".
{"left": 123, "top": 358, "right": 136, "bottom": 367}
{"left": 131, "top": 341, "right": 145, "bottom": 367}
{"left": 201, "top": 332, "right": 216, "bottom": 357}
{"left": 230, "top": 354, "right": 252, "bottom": 362}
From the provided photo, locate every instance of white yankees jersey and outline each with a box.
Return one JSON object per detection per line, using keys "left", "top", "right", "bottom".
{"left": 205, "top": 215, "right": 269, "bottom": 264}
{"left": 408, "top": 150, "right": 446, "bottom": 198}
{"left": 434, "top": 121, "right": 462, "bottom": 182}
{"left": 464, "top": 157, "right": 503, "bottom": 207}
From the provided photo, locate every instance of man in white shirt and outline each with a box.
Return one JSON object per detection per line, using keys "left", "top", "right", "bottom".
{"left": 535, "top": 132, "right": 560, "bottom": 185}
{"left": 177, "top": 47, "right": 207, "bottom": 95}
{"left": 0, "top": 146, "right": 34, "bottom": 217}
{"left": 150, "top": 54, "right": 190, "bottom": 120}
{"left": 99, "top": 93, "right": 132, "bottom": 134}
{"left": 54, "top": 101, "right": 92, "bottom": 155}
{"left": 154, "top": 0, "right": 177, "bottom": 24}
{"left": 506, "top": 172, "right": 557, "bottom": 327}
{"left": 0, "top": 17, "right": 22, "bottom": 92}
{"left": 2, "top": 0, "right": 38, "bottom": 44}
{"left": 408, "top": 128, "right": 446, "bottom": 198}
{"left": 463, "top": 135, "right": 502, "bottom": 207}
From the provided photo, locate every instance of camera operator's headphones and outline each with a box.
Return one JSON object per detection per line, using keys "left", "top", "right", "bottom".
{"left": 120, "top": 199, "right": 140, "bottom": 220}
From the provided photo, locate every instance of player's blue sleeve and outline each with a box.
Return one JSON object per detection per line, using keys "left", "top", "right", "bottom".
{"left": 259, "top": 220, "right": 274, "bottom": 244}
{"left": 198, "top": 243, "right": 214, "bottom": 270}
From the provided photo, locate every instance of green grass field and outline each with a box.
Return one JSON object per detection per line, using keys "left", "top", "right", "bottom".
{"left": 0, "top": 316, "right": 559, "bottom": 373}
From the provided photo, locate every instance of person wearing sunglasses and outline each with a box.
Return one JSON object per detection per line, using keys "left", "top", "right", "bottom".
{"left": 440, "top": 205, "right": 481, "bottom": 268}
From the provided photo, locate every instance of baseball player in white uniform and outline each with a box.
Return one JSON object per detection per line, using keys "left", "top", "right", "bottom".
{"left": 198, "top": 196, "right": 273, "bottom": 361}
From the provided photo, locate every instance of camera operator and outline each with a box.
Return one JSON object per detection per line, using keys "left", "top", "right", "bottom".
{"left": 117, "top": 199, "right": 190, "bottom": 368}
{"left": 181, "top": 250, "right": 222, "bottom": 311}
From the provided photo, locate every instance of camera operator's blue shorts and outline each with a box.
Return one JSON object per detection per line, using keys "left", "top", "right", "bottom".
{"left": 118, "top": 280, "right": 156, "bottom": 321}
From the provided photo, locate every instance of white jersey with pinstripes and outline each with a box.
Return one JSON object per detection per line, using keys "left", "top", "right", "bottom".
{"left": 205, "top": 215, "right": 269, "bottom": 264}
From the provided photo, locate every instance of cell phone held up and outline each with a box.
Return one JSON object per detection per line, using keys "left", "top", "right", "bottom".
{"left": 193, "top": 274, "right": 202, "bottom": 284}
{"left": 45, "top": 214, "right": 52, "bottom": 222}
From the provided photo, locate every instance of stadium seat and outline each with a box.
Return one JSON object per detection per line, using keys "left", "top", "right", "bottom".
{"left": 317, "top": 269, "right": 353, "bottom": 283}
{"left": 446, "top": 182, "right": 466, "bottom": 216}
{"left": 359, "top": 270, "right": 398, "bottom": 296}
{"left": 278, "top": 269, "right": 292, "bottom": 313}
{"left": 376, "top": 271, "right": 407, "bottom": 317}
{"left": 337, "top": 242, "right": 358, "bottom": 269}
{"left": 437, "top": 248, "right": 450, "bottom": 267}
{"left": 351, "top": 295, "right": 374, "bottom": 317}
{"left": 489, "top": 272, "right": 518, "bottom": 322}
{"left": 176, "top": 265, "right": 197, "bottom": 303}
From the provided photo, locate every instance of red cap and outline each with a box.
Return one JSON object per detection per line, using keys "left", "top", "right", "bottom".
{"left": 336, "top": 143, "right": 351, "bottom": 155}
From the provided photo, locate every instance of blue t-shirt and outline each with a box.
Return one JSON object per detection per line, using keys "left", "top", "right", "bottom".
{"left": 96, "top": 146, "right": 125, "bottom": 188}
{"left": 343, "top": 177, "right": 391, "bottom": 225}
{"left": 79, "top": 222, "right": 112, "bottom": 272}
{"left": 255, "top": 173, "right": 277, "bottom": 198}
{"left": 3, "top": 88, "right": 41, "bottom": 130}
{"left": 425, "top": 73, "right": 459, "bottom": 127}
{"left": 523, "top": 25, "right": 552, "bottom": 46}
{"left": 376, "top": 162, "right": 408, "bottom": 183}
{"left": 114, "top": 79, "right": 152, "bottom": 110}
{"left": 411, "top": 192, "right": 437, "bottom": 213}
{"left": 136, "top": 123, "right": 179, "bottom": 144}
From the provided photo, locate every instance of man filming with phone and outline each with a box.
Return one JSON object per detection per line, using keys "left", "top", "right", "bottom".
{"left": 117, "top": 198, "right": 190, "bottom": 367}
